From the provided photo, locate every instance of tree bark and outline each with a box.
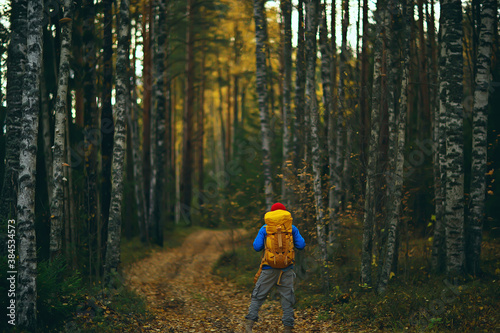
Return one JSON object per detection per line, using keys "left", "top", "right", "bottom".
{"left": 319, "top": 4, "right": 336, "bottom": 245}
{"left": 467, "top": 0, "right": 495, "bottom": 276}
{"left": 253, "top": 0, "right": 274, "bottom": 210}
{"left": 50, "top": 0, "right": 73, "bottom": 259}
{"left": 440, "top": 0, "right": 465, "bottom": 276}
{"left": 361, "top": 0, "right": 384, "bottom": 287}
{"left": 149, "top": 0, "right": 167, "bottom": 243}
{"left": 305, "top": 0, "right": 329, "bottom": 293}
{"left": 378, "top": 0, "right": 410, "bottom": 294}
{"left": 17, "top": 0, "right": 43, "bottom": 328}
{"left": 294, "top": 0, "right": 306, "bottom": 167}
{"left": 281, "top": 0, "right": 292, "bottom": 206}
{"left": 105, "top": 0, "right": 130, "bottom": 282}
{"left": 101, "top": 0, "right": 114, "bottom": 233}
{"left": 181, "top": 0, "right": 195, "bottom": 223}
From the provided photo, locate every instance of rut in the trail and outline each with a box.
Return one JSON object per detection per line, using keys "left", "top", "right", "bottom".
{"left": 124, "top": 229, "right": 339, "bottom": 332}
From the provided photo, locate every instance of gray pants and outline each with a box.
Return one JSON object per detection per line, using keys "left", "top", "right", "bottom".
{"left": 245, "top": 268, "right": 296, "bottom": 327}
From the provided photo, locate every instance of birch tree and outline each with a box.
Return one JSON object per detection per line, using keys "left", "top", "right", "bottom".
{"left": 253, "top": 0, "right": 274, "bottom": 209}
{"left": 377, "top": 0, "right": 410, "bottom": 294}
{"left": 105, "top": 0, "right": 130, "bottom": 281}
{"left": 281, "top": 0, "right": 292, "bottom": 207}
{"left": 304, "top": 0, "right": 329, "bottom": 293}
{"left": 50, "top": 0, "right": 74, "bottom": 259}
{"left": 293, "top": 0, "right": 306, "bottom": 166}
{"left": 439, "top": 0, "right": 465, "bottom": 276}
{"left": 361, "top": 0, "right": 384, "bottom": 287}
{"left": 318, "top": 4, "right": 337, "bottom": 244}
{"left": 467, "top": 0, "right": 495, "bottom": 275}
{"left": 17, "top": 0, "right": 43, "bottom": 328}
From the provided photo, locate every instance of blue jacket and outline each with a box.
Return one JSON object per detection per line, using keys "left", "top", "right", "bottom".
{"left": 253, "top": 224, "right": 306, "bottom": 270}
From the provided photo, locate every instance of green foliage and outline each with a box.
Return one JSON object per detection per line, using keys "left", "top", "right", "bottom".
{"left": 37, "top": 257, "right": 85, "bottom": 331}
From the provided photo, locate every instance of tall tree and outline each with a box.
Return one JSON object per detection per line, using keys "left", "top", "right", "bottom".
{"left": 1, "top": 0, "right": 26, "bottom": 225}
{"left": 281, "top": 0, "right": 292, "bottom": 206}
{"left": 181, "top": 0, "right": 196, "bottom": 223}
{"left": 318, "top": 3, "right": 336, "bottom": 244}
{"left": 467, "top": 0, "right": 495, "bottom": 276}
{"left": 378, "top": 0, "right": 410, "bottom": 294}
{"left": 82, "top": 0, "right": 99, "bottom": 279}
{"left": 440, "top": 0, "right": 465, "bottom": 276}
{"left": 50, "top": 0, "right": 74, "bottom": 259}
{"left": 294, "top": 0, "right": 306, "bottom": 167}
{"left": 253, "top": 0, "right": 274, "bottom": 209}
{"left": 17, "top": 0, "right": 43, "bottom": 328}
{"left": 101, "top": 0, "right": 114, "bottom": 233}
{"left": 105, "top": 0, "right": 130, "bottom": 281}
{"left": 149, "top": 0, "right": 168, "bottom": 242}
{"left": 361, "top": 0, "right": 384, "bottom": 287}
{"left": 305, "top": 0, "right": 329, "bottom": 293}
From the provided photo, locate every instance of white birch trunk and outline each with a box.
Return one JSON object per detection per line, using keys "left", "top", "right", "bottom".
{"left": 467, "top": 0, "right": 495, "bottom": 275}
{"left": 17, "top": 0, "right": 43, "bottom": 328}
{"left": 439, "top": 0, "right": 465, "bottom": 276}
{"left": 105, "top": 0, "right": 130, "bottom": 281}
{"left": 253, "top": 0, "right": 274, "bottom": 209}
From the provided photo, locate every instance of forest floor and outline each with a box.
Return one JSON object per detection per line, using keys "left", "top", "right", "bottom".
{"left": 123, "top": 229, "right": 346, "bottom": 333}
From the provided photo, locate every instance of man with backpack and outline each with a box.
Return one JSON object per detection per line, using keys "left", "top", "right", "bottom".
{"left": 245, "top": 202, "right": 306, "bottom": 333}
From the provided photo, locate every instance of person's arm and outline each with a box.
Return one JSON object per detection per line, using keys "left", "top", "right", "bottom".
{"left": 292, "top": 225, "right": 306, "bottom": 250}
{"left": 253, "top": 225, "right": 267, "bottom": 251}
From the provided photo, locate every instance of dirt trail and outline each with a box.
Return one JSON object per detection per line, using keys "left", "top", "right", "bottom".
{"left": 124, "top": 229, "right": 339, "bottom": 332}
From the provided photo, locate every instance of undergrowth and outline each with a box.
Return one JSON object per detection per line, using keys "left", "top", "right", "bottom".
{"left": 213, "top": 222, "right": 500, "bottom": 332}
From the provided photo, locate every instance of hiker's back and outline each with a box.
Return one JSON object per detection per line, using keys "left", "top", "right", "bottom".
{"left": 263, "top": 210, "right": 294, "bottom": 268}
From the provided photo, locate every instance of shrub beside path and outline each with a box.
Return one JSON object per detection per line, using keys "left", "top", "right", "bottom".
{"left": 124, "top": 228, "right": 343, "bottom": 332}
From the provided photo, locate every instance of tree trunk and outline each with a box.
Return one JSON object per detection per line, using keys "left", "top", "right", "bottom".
{"left": 82, "top": 0, "right": 99, "bottom": 280}
{"left": 335, "top": 0, "right": 349, "bottom": 215}
{"left": 0, "top": 0, "right": 26, "bottom": 224}
{"left": 361, "top": 0, "right": 384, "bottom": 287}
{"left": 105, "top": 0, "right": 129, "bottom": 282}
{"left": 142, "top": 0, "right": 152, "bottom": 215}
{"left": 101, "top": 0, "right": 114, "bottom": 234}
{"left": 305, "top": 0, "right": 329, "bottom": 293}
{"left": 319, "top": 4, "right": 336, "bottom": 245}
{"left": 378, "top": 0, "right": 410, "bottom": 294}
{"left": 50, "top": 0, "right": 73, "bottom": 259}
{"left": 281, "top": 0, "right": 292, "bottom": 206}
{"left": 181, "top": 0, "right": 195, "bottom": 223}
{"left": 440, "top": 0, "right": 465, "bottom": 276}
{"left": 467, "top": 0, "right": 495, "bottom": 276}
{"left": 149, "top": 0, "right": 167, "bottom": 243}
{"left": 359, "top": 0, "right": 370, "bottom": 192}
{"left": 253, "top": 0, "right": 274, "bottom": 210}
{"left": 198, "top": 50, "right": 206, "bottom": 208}
{"left": 17, "top": 0, "right": 43, "bottom": 328}
{"left": 41, "top": 65, "right": 53, "bottom": 203}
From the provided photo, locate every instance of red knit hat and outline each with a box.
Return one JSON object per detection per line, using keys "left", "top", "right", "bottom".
{"left": 271, "top": 202, "right": 287, "bottom": 211}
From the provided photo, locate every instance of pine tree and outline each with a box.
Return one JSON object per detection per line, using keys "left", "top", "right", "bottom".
{"left": 281, "top": 0, "right": 292, "bottom": 206}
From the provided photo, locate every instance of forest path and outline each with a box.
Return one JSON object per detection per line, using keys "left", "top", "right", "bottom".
{"left": 124, "top": 228, "right": 339, "bottom": 332}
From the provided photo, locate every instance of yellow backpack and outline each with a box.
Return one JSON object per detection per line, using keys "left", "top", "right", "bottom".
{"left": 254, "top": 210, "right": 295, "bottom": 283}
